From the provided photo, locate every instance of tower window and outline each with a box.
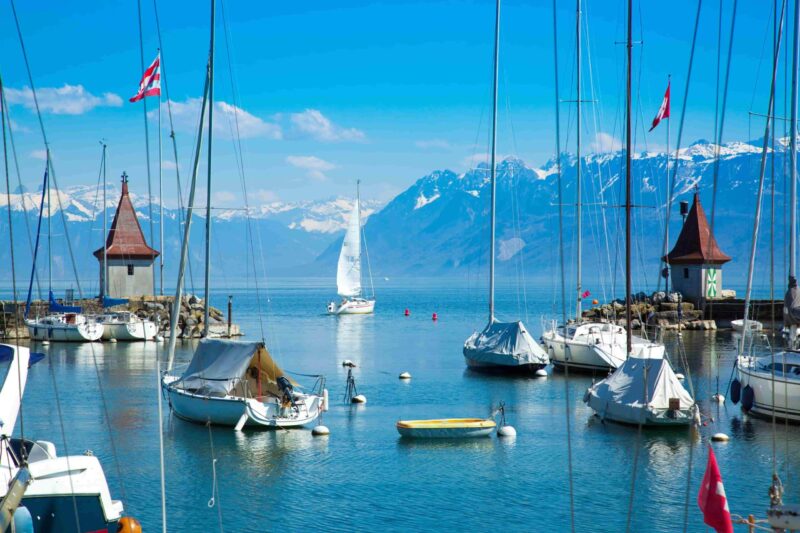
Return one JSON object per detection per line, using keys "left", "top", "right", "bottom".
{"left": 127, "top": 264, "right": 134, "bottom": 276}
{"left": 683, "top": 268, "right": 689, "bottom": 279}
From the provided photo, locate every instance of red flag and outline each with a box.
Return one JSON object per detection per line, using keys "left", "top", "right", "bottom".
{"left": 129, "top": 54, "right": 161, "bottom": 103}
{"left": 697, "top": 446, "right": 733, "bottom": 533}
{"left": 581, "top": 290, "right": 591, "bottom": 299}
{"left": 649, "top": 81, "right": 670, "bottom": 131}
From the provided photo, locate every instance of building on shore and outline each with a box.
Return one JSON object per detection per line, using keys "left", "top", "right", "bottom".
{"left": 663, "top": 192, "right": 730, "bottom": 305}
{"left": 93, "top": 173, "right": 159, "bottom": 298}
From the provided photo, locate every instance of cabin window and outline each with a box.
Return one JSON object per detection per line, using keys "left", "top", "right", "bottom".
{"left": 127, "top": 264, "right": 134, "bottom": 276}
{"left": 683, "top": 268, "right": 689, "bottom": 279}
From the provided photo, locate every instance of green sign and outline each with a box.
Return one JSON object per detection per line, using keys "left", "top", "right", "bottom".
{"left": 706, "top": 268, "right": 718, "bottom": 297}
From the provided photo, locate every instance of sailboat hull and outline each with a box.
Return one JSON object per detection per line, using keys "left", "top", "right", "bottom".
{"left": 100, "top": 320, "right": 157, "bottom": 341}
{"left": 542, "top": 325, "right": 663, "bottom": 373}
{"left": 329, "top": 298, "right": 375, "bottom": 315}
{"left": 737, "top": 354, "right": 800, "bottom": 422}
{"left": 26, "top": 319, "right": 103, "bottom": 342}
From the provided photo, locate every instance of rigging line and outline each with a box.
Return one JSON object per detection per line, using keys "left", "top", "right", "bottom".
{"left": 48, "top": 356, "right": 81, "bottom": 532}
{"left": 2, "top": 94, "right": 41, "bottom": 298}
{"left": 1, "top": 72, "right": 25, "bottom": 446}
{"left": 206, "top": 423, "right": 225, "bottom": 532}
{"left": 136, "top": 0, "right": 157, "bottom": 295}
{"left": 656, "top": 0, "right": 704, "bottom": 302}
{"left": 553, "top": 1, "right": 575, "bottom": 530}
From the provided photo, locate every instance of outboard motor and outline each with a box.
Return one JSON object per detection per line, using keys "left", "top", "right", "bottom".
{"left": 277, "top": 376, "right": 296, "bottom": 408}
{"left": 327, "top": 301, "right": 337, "bottom": 313}
{"left": 741, "top": 385, "right": 755, "bottom": 413}
{"left": 730, "top": 378, "right": 741, "bottom": 405}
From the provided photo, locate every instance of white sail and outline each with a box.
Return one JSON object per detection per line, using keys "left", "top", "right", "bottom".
{"left": 337, "top": 200, "right": 362, "bottom": 297}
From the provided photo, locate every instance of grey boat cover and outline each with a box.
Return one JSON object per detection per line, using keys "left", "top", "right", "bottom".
{"left": 177, "top": 339, "right": 289, "bottom": 397}
{"left": 784, "top": 281, "right": 800, "bottom": 326}
{"left": 584, "top": 353, "right": 695, "bottom": 425}
{"left": 463, "top": 320, "right": 549, "bottom": 367}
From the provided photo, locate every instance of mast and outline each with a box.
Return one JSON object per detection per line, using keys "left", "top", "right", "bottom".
{"left": 47, "top": 149, "right": 51, "bottom": 300}
{"left": 576, "top": 0, "right": 583, "bottom": 321}
{"left": 158, "top": 51, "right": 164, "bottom": 296}
{"left": 202, "top": 0, "right": 215, "bottom": 336}
{"left": 357, "top": 179, "right": 362, "bottom": 298}
{"left": 488, "top": 0, "right": 500, "bottom": 323}
{"left": 791, "top": 0, "right": 799, "bottom": 282}
{"left": 102, "top": 142, "right": 108, "bottom": 298}
{"left": 625, "top": 0, "right": 632, "bottom": 354}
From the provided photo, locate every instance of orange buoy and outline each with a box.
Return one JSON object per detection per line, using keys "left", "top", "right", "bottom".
{"left": 432, "top": 312, "right": 438, "bottom": 321}
{"left": 117, "top": 517, "right": 142, "bottom": 533}
{"left": 592, "top": 299, "right": 599, "bottom": 305}
{"left": 404, "top": 308, "right": 410, "bottom": 316}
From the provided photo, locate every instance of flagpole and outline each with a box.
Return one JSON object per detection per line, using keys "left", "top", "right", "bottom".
{"left": 158, "top": 51, "right": 164, "bottom": 297}
{"left": 665, "top": 75, "right": 670, "bottom": 296}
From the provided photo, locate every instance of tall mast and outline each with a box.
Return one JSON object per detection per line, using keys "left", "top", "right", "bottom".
{"left": 488, "top": 0, "right": 500, "bottom": 323}
{"left": 357, "top": 179, "right": 361, "bottom": 298}
{"left": 625, "top": 0, "right": 632, "bottom": 354}
{"left": 790, "top": 0, "right": 799, "bottom": 281}
{"left": 575, "top": 0, "right": 583, "bottom": 321}
{"left": 202, "top": 0, "right": 215, "bottom": 336}
{"left": 158, "top": 51, "right": 164, "bottom": 297}
{"left": 47, "top": 149, "right": 51, "bottom": 299}
{"left": 102, "top": 142, "right": 107, "bottom": 298}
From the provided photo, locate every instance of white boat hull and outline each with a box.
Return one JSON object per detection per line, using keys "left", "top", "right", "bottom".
{"left": 329, "top": 298, "right": 375, "bottom": 315}
{"left": 164, "top": 377, "right": 322, "bottom": 429}
{"left": 26, "top": 320, "right": 103, "bottom": 342}
{"left": 101, "top": 320, "right": 157, "bottom": 341}
{"left": 584, "top": 389, "right": 694, "bottom": 426}
{"left": 543, "top": 326, "right": 663, "bottom": 372}
{"left": 737, "top": 355, "right": 800, "bottom": 422}
{"left": 732, "top": 319, "right": 763, "bottom": 333}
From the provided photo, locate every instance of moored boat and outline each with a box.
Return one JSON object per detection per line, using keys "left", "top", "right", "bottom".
{"left": 732, "top": 318, "right": 763, "bottom": 333}
{"left": 736, "top": 351, "right": 800, "bottom": 422}
{"left": 26, "top": 313, "right": 104, "bottom": 342}
{"left": 396, "top": 418, "right": 495, "bottom": 439}
{"left": 96, "top": 311, "right": 157, "bottom": 341}
{"left": 464, "top": 320, "right": 548, "bottom": 373}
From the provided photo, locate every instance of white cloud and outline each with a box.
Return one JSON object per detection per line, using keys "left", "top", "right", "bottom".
{"left": 415, "top": 139, "right": 451, "bottom": 149}
{"left": 156, "top": 98, "right": 282, "bottom": 140}
{"left": 30, "top": 149, "right": 48, "bottom": 161}
{"left": 252, "top": 189, "right": 279, "bottom": 203}
{"left": 590, "top": 132, "right": 622, "bottom": 153}
{"left": 212, "top": 190, "right": 237, "bottom": 205}
{"left": 161, "top": 160, "right": 178, "bottom": 170}
{"left": 6, "top": 84, "right": 122, "bottom": 115}
{"left": 286, "top": 155, "right": 335, "bottom": 181}
{"left": 289, "top": 109, "right": 365, "bottom": 142}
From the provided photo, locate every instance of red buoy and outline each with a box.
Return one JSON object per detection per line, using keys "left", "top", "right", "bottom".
{"left": 404, "top": 309, "right": 410, "bottom": 316}
{"left": 432, "top": 312, "right": 438, "bottom": 321}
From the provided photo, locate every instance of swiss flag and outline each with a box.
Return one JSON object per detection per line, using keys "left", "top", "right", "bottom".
{"left": 697, "top": 446, "right": 733, "bottom": 533}
{"left": 649, "top": 81, "right": 670, "bottom": 131}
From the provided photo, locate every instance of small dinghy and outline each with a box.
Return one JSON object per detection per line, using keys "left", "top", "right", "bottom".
{"left": 396, "top": 418, "right": 495, "bottom": 439}
{"left": 732, "top": 318, "right": 763, "bottom": 333}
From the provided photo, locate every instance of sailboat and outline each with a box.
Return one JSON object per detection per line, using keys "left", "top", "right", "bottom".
{"left": 161, "top": 0, "right": 326, "bottom": 430}
{"left": 462, "top": 0, "right": 549, "bottom": 374}
{"left": 23, "top": 159, "right": 103, "bottom": 342}
{"left": 735, "top": 2, "right": 800, "bottom": 422}
{"left": 541, "top": 0, "right": 662, "bottom": 373}
{"left": 583, "top": 0, "right": 694, "bottom": 426}
{"left": 327, "top": 181, "right": 375, "bottom": 315}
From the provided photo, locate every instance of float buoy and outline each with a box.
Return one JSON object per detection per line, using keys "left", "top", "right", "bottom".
{"left": 535, "top": 368, "right": 548, "bottom": 378}
{"left": 711, "top": 393, "right": 725, "bottom": 403}
{"left": 730, "top": 379, "right": 741, "bottom": 405}
{"left": 404, "top": 309, "right": 410, "bottom": 316}
{"left": 497, "top": 425, "right": 517, "bottom": 437}
{"left": 352, "top": 394, "right": 367, "bottom": 404}
{"left": 399, "top": 371, "right": 412, "bottom": 380}
{"left": 312, "top": 425, "right": 330, "bottom": 436}
{"left": 432, "top": 313, "right": 438, "bottom": 321}
{"left": 711, "top": 433, "right": 730, "bottom": 442}
{"left": 592, "top": 299, "right": 599, "bottom": 305}
{"left": 109, "top": 338, "right": 118, "bottom": 344}
{"left": 342, "top": 360, "right": 356, "bottom": 367}
{"left": 41, "top": 340, "right": 49, "bottom": 346}
{"left": 675, "top": 373, "right": 685, "bottom": 380}
{"left": 117, "top": 517, "right": 143, "bottom": 533}
{"left": 741, "top": 385, "right": 755, "bottom": 412}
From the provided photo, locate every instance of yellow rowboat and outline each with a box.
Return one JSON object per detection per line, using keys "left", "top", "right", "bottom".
{"left": 396, "top": 418, "right": 496, "bottom": 439}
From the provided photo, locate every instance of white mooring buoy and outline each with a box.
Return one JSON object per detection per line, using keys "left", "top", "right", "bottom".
{"left": 342, "top": 359, "right": 355, "bottom": 367}
{"left": 535, "top": 369, "right": 548, "bottom": 378}
{"left": 352, "top": 394, "right": 367, "bottom": 404}
{"left": 711, "top": 433, "right": 730, "bottom": 442}
{"left": 399, "top": 371, "right": 412, "bottom": 380}
{"left": 711, "top": 393, "right": 725, "bottom": 403}
{"left": 497, "top": 425, "right": 517, "bottom": 437}
{"left": 42, "top": 340, "right": 50, "bottom": 346}
{"left": 675, "top": 373, "right": 685, "bottom": 380}
{"left": 312, "top": 425, "right": 330, "bottom": 437}
{"left": 109, "top": 338, "right": 118, "bottom": 344}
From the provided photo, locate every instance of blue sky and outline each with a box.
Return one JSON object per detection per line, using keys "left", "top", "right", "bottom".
{"left": 0, "top": 1, "right": 790, "bottom": 206}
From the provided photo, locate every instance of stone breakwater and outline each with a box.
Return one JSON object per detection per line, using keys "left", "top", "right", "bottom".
{"left": 0, "top": 294, "right": 242, "bottom": 339}
{"left": 581, "top": 292, "right": 718, "bottom": 331}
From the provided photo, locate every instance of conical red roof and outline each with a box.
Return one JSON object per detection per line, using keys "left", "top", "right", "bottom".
{"left": 664, "top": 193, "right": 730, "bottom": 265}
{"left": 93, "top": 174, "right": 159, "bottom": 260}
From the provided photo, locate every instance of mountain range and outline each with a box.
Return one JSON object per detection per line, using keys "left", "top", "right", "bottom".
{"left": 0, "top": 138, "right": 791, "bottom": 295}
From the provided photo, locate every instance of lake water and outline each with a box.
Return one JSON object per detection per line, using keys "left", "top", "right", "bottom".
{"left": 12, "top": 278, "right": 800, "bottom": 532}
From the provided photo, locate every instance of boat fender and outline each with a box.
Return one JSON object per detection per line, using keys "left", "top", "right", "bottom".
{"left": 741, "top": 385, "right": 755, "bottom": 412}
{"left": 117, "top": 516, "right": 143, "bottom": 533}
{"left": 711, "top": 433, "right": 729, "bottom": 442}
{"left": 12, "top": 506, "right": 33, "bottom": 533}
{"left": 322, "top": 388, "right": 329, "bottom": 411}
{"left": 730, "top": 379, "right": 741, "bottom": 405}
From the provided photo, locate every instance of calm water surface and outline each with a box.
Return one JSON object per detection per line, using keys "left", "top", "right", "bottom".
{"left": 13, "top": 279, "right": 800, "bottom": 532}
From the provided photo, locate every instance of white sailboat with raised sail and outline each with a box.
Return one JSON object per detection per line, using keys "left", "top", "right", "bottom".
{"left": 462, "top": 0, "right": 548, "bottom": 374}
{"left": 328, "top": 180, "right": 375, "bottom": 315}
{"left": 541, "top": 0, "right": 662, "bottom": 372}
